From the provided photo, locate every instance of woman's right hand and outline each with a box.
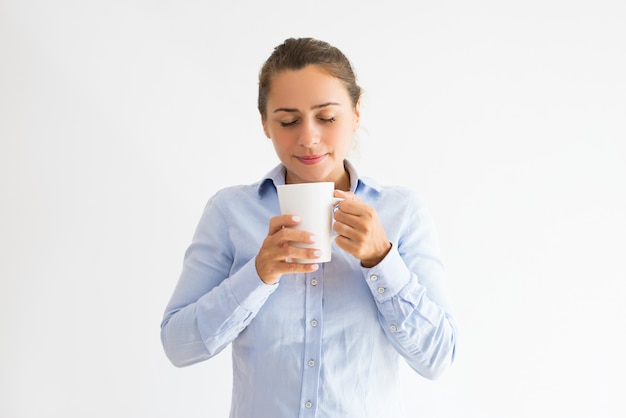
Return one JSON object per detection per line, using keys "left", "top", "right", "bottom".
{"left": 255, "top": 214, "right": 321, "bottom": 285}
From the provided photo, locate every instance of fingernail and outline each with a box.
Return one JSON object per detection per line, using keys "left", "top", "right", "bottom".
{"left": 310, "top": 234, "right": 317, "bottom": 243}
{"left": 292, "top": 216, "right": 301, "bottom": 222}
{"left": 310, "top": 264, "right": 319, "bottom": 271}
{"left": 313, "top": 250, "right": 322, "bottom": 257}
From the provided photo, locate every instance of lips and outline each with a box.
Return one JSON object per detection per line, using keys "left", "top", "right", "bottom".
{"left": 296, "top": 154, "right": 327, "bottom": 165}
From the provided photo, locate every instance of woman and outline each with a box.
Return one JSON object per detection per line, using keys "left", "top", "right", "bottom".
{"left": 161, "top": 37, "right": 457, "bottom": 418}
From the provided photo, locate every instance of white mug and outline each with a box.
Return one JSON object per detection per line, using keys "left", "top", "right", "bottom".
{"left": 276, "top": 182, "right": 342, "bottom": 263}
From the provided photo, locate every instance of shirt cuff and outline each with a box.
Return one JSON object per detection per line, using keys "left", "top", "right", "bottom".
{"left": 227, "top": 259, "right": 278, "bottom": 311}
{"left": 362, "top": 245, "right": 412, "bottom": 302}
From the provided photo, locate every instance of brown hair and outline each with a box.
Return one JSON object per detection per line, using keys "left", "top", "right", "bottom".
{"left": 258, "top": 38, "right": 362, "bottom": 120}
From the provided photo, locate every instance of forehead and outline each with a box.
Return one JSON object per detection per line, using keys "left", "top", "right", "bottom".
{"left": 267, "top": 65, "right": 350, "bottom": 108}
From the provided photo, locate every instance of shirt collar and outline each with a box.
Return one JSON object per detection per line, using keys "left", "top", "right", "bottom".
{"left": 256, "top": 160, "right": 382, "bottom": 197}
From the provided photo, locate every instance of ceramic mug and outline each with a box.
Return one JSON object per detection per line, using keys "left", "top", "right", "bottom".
{"left": 277, "top": 182, "right": 343, "bottom": 263}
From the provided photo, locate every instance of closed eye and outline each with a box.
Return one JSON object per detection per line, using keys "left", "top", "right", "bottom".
{"left": 278, "top": 116, "right": 335, "bottom": 127}
{"left": 280, "top": 119, "right": 300, "bottom": 127}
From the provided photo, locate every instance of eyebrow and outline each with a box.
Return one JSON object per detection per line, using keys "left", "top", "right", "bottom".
{"left": 272, "top": 102, "right": 341, "bottom": 113}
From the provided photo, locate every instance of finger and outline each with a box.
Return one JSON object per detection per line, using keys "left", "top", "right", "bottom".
{"left": 282, "top": 261, "right": 320, "bottom": 274}
{"left": 256, "top": 246, "right": 319, "bottom": 284}
{"left": 283, "top": 246, "right": 324, "bottom": 264}
{"left": 333, "top": 233, "right": 358, "bottom": 253}
{"left": 276, "top": 247, "right": 322, "bottom": 275}
{"left": 333, "top": 189, "right": 359, "bottom": 201}
{"left": 268, "top": 214, "right": 302, "bottom": 235}
{"left": 273, "top": 224, "right": 319, "bottom": 246}
{"left": 334, "top": 195, "right": 369, "bottom": 217}
{"left": 333, "top": 217, "right": 358, "bottom": 241}
{"left": 334, "top": 200, "right": 367, "bottom": 221}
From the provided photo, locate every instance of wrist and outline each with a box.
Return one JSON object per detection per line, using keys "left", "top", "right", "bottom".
{"left": 255, "top": 257, "right": 280, "bottom": 285}
{"left": 361, "top": 242, "right": 392, "bottom": 268}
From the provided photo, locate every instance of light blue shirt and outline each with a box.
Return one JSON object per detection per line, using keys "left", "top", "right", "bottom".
{"left": 161, "top": 161, "right": 457, "bottom": 418}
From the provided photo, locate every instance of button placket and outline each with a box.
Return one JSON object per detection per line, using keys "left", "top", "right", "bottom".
{"left": 300, "top": 270, "right": 323, "bottom": 417}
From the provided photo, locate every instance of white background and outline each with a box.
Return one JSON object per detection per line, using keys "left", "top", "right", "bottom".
{"left": 1, "top": 1, "right": 625, "bottom": 417}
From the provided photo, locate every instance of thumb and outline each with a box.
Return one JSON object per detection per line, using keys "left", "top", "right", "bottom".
{"left": 334, "top": 189, "right": 359, "bottom": 201}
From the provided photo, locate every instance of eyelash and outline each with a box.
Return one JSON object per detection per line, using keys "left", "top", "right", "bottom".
{"left": 280, "top": 117, "right": 336, "bottom": 127}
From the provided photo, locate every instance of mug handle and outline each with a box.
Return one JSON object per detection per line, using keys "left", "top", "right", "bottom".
{"left": 330, "top": 198, "right": 344, "bottom": 242}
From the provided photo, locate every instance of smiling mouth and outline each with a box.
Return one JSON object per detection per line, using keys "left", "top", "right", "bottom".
{"left": 296, "top": 154, "right": 327, "bottom": 165}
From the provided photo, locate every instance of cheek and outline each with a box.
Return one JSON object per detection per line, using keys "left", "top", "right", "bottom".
{"left": 328, "top": 122, "right": 355, "bottom": 143}
{"left": 270, "top": 134, "right": 294, "bottom": 154}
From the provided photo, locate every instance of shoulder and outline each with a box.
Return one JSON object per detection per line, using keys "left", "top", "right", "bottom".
{"left": 212, "top": 183, "right": 260, "bottom": 200}
{"left": 360, "top": 177, "right": 425, "bottom": 209}
{"left": 379, "top": 183, "right": 422, "bottom": 201}
{"left": 204, "top": 182, "right": 265, "bottom": 215}
{"left": 209, "top": 164, "right": 281, "bottom": 204}
{"left": 350, "top": 162, "right": 423, "bottom": 209}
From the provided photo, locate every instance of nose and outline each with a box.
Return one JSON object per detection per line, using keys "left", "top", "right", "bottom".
{"left": 298, "top": 117, "right": 320, "bottom": 148}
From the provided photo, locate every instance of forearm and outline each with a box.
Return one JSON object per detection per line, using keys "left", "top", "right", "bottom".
{"left": 161, "top": 260, "right": 276, "bottom": 367}
{"left": 364, "top": 248, "right": 457, "bottom": 379}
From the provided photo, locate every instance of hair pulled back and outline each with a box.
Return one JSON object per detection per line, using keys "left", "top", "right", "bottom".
{"left": 258, "top": 38, "right": 362, "bottom": 120}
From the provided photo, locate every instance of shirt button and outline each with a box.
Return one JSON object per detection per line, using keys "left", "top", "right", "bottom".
{"left": 310, "top": 278, "right": 318, "bottom": 286}
{"left": 390, "top": 324, "right": 398, "bottom": 332}
{"left": 305, "top": 401, "right": 313, "bottom": 408}
{"left": 308, "top": 359, "right": 315, "bottom": 367}
{"left": 310, "top": 319, "right": 318, "bottom": 327}
{"left": 378, "top": 286, "right": 385, "bottom": 294}
{"left": 370, "top": 274, "right": 378, "bottom": 281}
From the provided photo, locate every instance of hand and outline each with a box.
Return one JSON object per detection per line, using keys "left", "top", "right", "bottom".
{"left": 333, "top": 190, "right": 392, "bottom": 268}
{"left": 255, "top": 214, "right": 321, "bottom": 285}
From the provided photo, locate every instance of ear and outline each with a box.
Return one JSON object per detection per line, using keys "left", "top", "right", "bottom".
{"left": 261, "top": 113, "right": 271, "bottom": 138}
{"left": 353, "top": 100, "right": 361, "bottom": 132}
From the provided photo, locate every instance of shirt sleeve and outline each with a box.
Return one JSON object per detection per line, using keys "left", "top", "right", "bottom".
{"left": 362, "top": 193, "right": 457, "bottom": 379}
{"left": 160, "top": 193, "right": 277, "bottom": 368}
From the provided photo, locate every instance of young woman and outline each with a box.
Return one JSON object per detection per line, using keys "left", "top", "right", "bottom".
{"left": 161, "top": 37, "right": 457, "bottom": 418}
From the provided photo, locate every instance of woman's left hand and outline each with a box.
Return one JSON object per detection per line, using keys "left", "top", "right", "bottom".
{"left": 333, "top": 190, "right": 392, "bottom": 268}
